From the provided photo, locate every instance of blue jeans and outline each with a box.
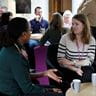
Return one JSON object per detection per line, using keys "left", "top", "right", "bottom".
{"left": 28, "top": 39, "right": 40, "bottom": 48}
{"left": 24, "top": 39, "right": 40, "bottom": 68}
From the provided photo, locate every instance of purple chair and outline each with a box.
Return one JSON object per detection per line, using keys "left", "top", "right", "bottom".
{"left": 34, "top": 45, "right": 49, "bottom": 85}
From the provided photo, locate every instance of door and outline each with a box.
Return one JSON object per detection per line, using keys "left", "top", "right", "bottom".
{"left": 49, "top": 0, "right": 72, "bottom": 20}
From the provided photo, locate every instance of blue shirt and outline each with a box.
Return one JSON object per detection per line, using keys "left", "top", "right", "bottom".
{"left": 30, "top": 18, "right": 48, "bottom": 33}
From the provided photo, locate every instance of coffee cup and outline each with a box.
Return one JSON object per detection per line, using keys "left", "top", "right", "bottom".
{"left": 92, "top": 73, "right": 96, "bottom": 86}
{"left": 71, "top": 79, "right": 81, "bottom": 93}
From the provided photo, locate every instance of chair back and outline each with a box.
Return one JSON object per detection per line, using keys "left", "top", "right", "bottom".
{"left": 34, "top": 45, "right": 49, "bottom": 85}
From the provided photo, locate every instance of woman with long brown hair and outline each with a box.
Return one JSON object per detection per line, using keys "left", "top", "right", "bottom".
{"left": 57, "top": 14, "right": 96, "bottom": 85}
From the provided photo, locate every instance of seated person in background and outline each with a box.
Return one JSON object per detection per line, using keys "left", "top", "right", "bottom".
{"left": 25, "top": 6, "right": 49, "bottom": 68}
{"left": 57, "top": 14, "right": 96, "bottom": 87}
{"left": 30, "top": 6, "right": 48, "bottom": 34}
{"left": 40, "top": 12, "right": 68, "bottom": 46}
{"left": 0, "top": 12, "right": 13, "bottom": 50}
{"left": 63, "top": 10, "right": 72, "bottom": 29}
{"left": 0, "top": 6, "right": 8, "bottom": 19}
{"left": 0, "top": 17, "right": 63, "bottom": 96}
{"left": 40, "top": 12, "right": 69, "bottom": 95}
{"left": 0, "top": 11, "right": 12, "bottom": 27}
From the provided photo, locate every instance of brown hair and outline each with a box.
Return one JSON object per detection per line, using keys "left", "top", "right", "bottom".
{"left": 50, "top": 12, "right": 63, "bottom": 31}
{"left": 34, "top": 6, "right": 42, "bottom": 13}
{"left": 70, "top": 14, "right": 91, "bottom": 44}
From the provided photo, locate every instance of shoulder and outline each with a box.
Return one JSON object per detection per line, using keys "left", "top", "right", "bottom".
{"left": 42, "top": 19, "right": 48, "bottom": 24}
{"left": 0, "top": 47, "right": 20, "bottom": 61}
{"left": 60, "top": 32, "right": 71, "bottom": 43}
{"left": 90, "top": 36, "right": 96, "bottom": 44}
{"left": 30, "top": 19, "right": 35, "bottom": 23}
{"left": 61, "top": 32, "right": 70, "bottom": 39}
{"left": 62, "top": 28, "right": 70, "bottom": 34}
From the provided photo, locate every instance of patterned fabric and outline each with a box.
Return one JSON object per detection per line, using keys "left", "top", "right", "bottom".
{"left": 57, "top": 33, "right": 96, "bottom": 66}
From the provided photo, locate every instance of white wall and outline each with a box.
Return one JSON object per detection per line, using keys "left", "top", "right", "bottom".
{"left": 1, "top": 0, "right": 84, "bottom": 21}
{"left": 0, "top": 0, "right": 8, "bottom": 7}
{"left": 72, "top": 0, "right": 84, "bottom": 15}
{"left": 7, "top": 0, "right": 49, "bottom": 21}
{"left": 31, "top": 0, "right": 49, "bottom": 21}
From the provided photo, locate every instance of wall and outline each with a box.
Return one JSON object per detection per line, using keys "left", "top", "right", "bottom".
{"left": 72, "top": 0, "right": 84, "bottom": 15}
{"left": 31, "top": 0, "right": 49, "bottom": 21}
{"left": 7, "top": 0, "right": 48, "bottom": 21}
{"left": 1, "top": 0, "right": 84, "bottom": 20}
{"left": 0, "top": 0, "right": 8, "bottom": 12}
{"left": 0, "top": 0, "right": 8, "bottom": 7}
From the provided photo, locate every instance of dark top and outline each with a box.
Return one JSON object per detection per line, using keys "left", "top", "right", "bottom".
{"left": 0, "top": 46, "right": 45, "bottom": 96}
{"left": 40, "top": 27, "right": 68, "bottom": 45}
{"left": 0, "top": 25, "right": 8, "bottom": 50}
{"left": 30, "top": 18, "right": 48, "bottom": 33}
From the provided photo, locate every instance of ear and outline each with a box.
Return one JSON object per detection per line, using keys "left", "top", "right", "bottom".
{"left": 21, "top": 32, "right": 27, "bottom": 38}
{"left": 22, "top": 31, "right": 27, "bottom": 35}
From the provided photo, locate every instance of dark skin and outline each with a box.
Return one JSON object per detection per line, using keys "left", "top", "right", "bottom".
{"left": 30, "top": 69, "right": 62, "bottom": 83}
{"left": 18, "top": 31, "right": 63, "bottom": 93}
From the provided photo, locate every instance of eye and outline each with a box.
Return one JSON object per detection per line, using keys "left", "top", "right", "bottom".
{"left": 72, "top": 23, "right": 74, "bottom": 26}
{"left": 76, "top": 23, "right": 79, "bottom": 26}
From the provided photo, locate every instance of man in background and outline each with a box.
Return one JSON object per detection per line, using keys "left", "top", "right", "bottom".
{"left": 25, "top": 7, "right": 48, "bottom": 68}
{"left": 30, "top": 6, "right": 48, "bottom": 33}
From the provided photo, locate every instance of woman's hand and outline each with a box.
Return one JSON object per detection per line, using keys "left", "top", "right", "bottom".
{"left": 76, "top": 68, "right": 83, "bottom": 76}
{"left": 44, "top": 69, "right": 62, "bottom": 83}
{"left": 58, "top": 58, "right": 75, "bottom": 67}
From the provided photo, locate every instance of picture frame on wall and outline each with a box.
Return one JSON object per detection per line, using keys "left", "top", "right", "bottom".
{"left": 16, "top": 0, "right": 31, "bottom": 13}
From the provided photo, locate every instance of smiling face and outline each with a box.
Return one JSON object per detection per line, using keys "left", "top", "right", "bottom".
{"left": 35, "top": 8, "right": 42, "bottom": 17}
{"left": 71, "top": 18, "right": 84, "bottom": 35}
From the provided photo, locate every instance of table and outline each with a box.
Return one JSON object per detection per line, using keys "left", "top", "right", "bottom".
{"left": 30, "top": 33, "right": 43, "bottom": 40}
{"left": 66, "top": 83, "right": 96, "bottom": 96}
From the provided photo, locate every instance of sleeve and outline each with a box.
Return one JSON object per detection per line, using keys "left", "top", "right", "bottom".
{"left": 57, "top": 34, "right": 67, "bottom": 60}
{"left": 30, "top": 20, "right": 34, "bottom": 31}
{"left": 45, "top": 20, "right": 49, "bottom": 29}
{"left": 40, "top": 29, "right": 50, "bottom": 45}
{"left": 10, "top": 55, "right": 45, "bottom": 95}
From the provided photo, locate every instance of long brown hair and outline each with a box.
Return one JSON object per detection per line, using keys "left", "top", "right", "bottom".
{"left": 70, "top": 14, "right": 91, "bottom": 44}
{"left": 50, "top": 12, "right": 63, "bottom": 31}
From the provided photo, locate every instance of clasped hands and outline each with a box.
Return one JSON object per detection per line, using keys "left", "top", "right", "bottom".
{"left": 68, "top": 60, "right": 83, "bottom": 76}
{"left": 59, "top": 58, "right": 83, "bottom": 76}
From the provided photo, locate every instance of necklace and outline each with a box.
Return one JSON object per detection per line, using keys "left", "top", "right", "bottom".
{"left": 14, "top": 43, "right": 21, "bottom": 53}
{"left": 14, "top": 43, "right": 28, "bottom": 60}
{"left": 76, "top": 40, "right": 85, "bottom": 60}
